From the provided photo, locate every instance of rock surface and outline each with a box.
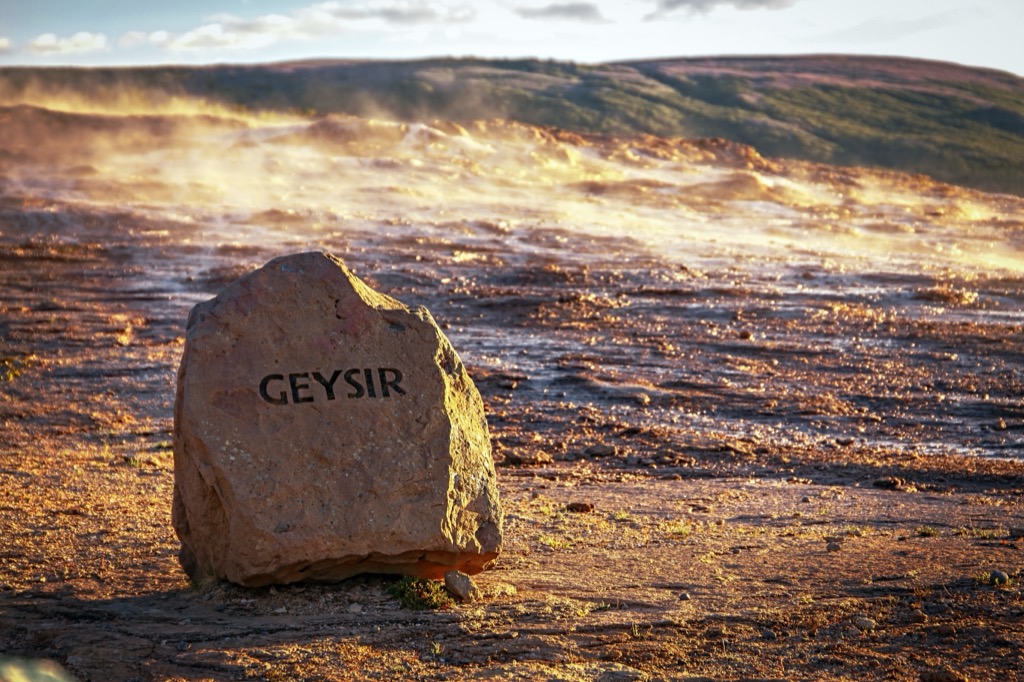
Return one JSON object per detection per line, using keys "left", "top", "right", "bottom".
{"left": 444, "top": 570, "right": 482, "bottom": 603}
{"left": 173, "top": 252, "right": 502, "bottom": 586}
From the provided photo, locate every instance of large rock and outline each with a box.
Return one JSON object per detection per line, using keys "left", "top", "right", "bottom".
{"left": 172, "top": 252, "right": 502, "bottom": 587}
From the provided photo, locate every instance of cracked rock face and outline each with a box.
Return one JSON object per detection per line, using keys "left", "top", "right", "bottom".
{"left": 172, "top": 252, "right": 502, "bottom": 587}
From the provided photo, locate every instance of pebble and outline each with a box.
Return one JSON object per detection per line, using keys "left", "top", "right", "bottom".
{"left": 826, "top": 541, "right": 842, "bottom": 552}
{"left": 347, "top": 602, "right": 363, "bottom": 614}
{"left": 989, "top": 570, "right": 1010, "bottom": 586}
{"left": 910, "top": 609, "right": 928, "bottom": 624}
{"left": 566, "top": 502, "right": 595, "bottom": 513}
{"left": 853, "top": 616, "right": 876, "bottom": 632}
{"left": 444, "top": 570, "right": 483, "bottom": 603}
{"left": 761, "top": 628, "right": 777, "bottom": 640}
{"left": 678, "top": 592, "right": 691, "bottom": 601}
{"left": 933, "top": 624, "right": 957, "bottom": 637}
{"left": 273, "top": 606, "right": 287, "bottom": 614}
{"left": 585, "top": 444, "right": 618, "bottom": 458}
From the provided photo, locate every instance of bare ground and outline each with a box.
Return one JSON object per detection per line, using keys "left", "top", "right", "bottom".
{"left": 2, "top": 196, "right": 1024, "bottom": 681}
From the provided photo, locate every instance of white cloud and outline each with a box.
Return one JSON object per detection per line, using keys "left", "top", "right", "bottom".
{"left": 119, "top": 30, "right": 174, "bottom": 49}
{"left": 648, "top": 0, "right": 800, "bottom": 19}
{"left": 153, "top": 1, "right": 476, "bottom": 53}
{"left": 25, "top": 32, "right": 109, "bottom": 56}
{"left": 0, "top": 37, "right": 11, "bottom": 53}
{"left": 516, "top": 3, "right": 608, "bottom": 22}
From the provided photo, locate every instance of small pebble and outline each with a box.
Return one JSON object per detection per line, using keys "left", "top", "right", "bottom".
{"left": 445, "top": 570, "right": 482, "bottom": 602}
{"left": 678, "top": 592, "right": 691, "bottom": 601}
{"left": 826, "top": 541, "right": 842, "bottom": 552}
{"left": 761, "top": 628, "right": 777, "bottom": 640}
{"left": 910, "top": 609, "right": 928, "bottom": 624}
{"left": 853, "top": 616, "right": 876, "bottom": 632}
{"left": 566, "top": 502, "right": 595, "bottom": 513}
{"left": 933, "top": 624, "right": 957, "bottom": 637}
{"left": 347, "top": 602, "right": 363, "bottom": 614}
{"left": 273, "top": 606, "right": 287, "bottom": 614}
{"left": 584, "top": 444, "right": 617, "bottom": 458}
{"left": 989, "top": 570, "right": 1010, "bottom": 586}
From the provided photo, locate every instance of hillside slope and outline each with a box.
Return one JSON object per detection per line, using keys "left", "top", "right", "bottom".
{"left": 2, "top": 55, "right": 1023, "bottom": 195}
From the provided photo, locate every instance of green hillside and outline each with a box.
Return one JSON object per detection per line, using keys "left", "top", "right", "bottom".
{"left": 3, "top": 55, "right": 1023, "bottom": 195}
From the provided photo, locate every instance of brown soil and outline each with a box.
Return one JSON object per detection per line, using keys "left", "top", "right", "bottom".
{"left": 2, "top": 124, "right": 1024, "bottom": 680}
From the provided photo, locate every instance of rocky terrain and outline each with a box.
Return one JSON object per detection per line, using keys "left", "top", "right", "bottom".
{"left": 1, "top": 80, "right": 1023, "bottom": 680}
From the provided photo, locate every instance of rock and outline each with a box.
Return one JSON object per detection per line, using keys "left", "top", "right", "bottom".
{"left": 566, "top": 502, "right": 595, "bottom": 513}
{"left": 910, "top": 609, "right": 928, "bottom": 624}
{"left": 853, "top": 616, "right": 877, "bottom": 632}
{"left": 989, "top": 570, "right": 1010, "bottom": 586}
{"left": 826, "top": 541, "right": 842, "bottom": 552}
{"left": 584, "top": 444, "right": 617, "bottom": 458}
{"left": 444, "top": 570, "right": 482, "bottom": 602}
{"left": 173, "top": 252, "right": 503, "bottom": 586}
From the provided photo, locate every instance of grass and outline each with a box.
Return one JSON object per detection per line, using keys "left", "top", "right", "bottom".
{"left": 915, "top": 525, "right": 941, "bottom": 538}
{"left": 538, "top": 534, "right": 572, "bottom": 550}
{"left": 388, "top": 577, "right": 454, "bottom": 610}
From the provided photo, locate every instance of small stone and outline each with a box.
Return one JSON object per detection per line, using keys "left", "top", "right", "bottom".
{"left": 989, "top": 570, "right": 1010, "bottom": 586}
{"left": 873, "top": 476, "right": 906, "bottom": 491}
{"left": 444, "top": 570, "right": 482, "bottom": 603}
{"left": 566, "top": 502, "right": 595, "bottom": 513}
{"left": 761, "top": 628, "right": 778, "bottom": 640}
{"left": 1009, "top": 527, "right": 1024, "bottom": 540}
{"left": 910, "top": 609, "right": 928, "bottom": 624}
{"left": 826, "top": 541, "right": 842, "bottom": 552}
{"left": 584, "top": 444, "right": 617, "bottom": 458}
{"left": 932, "top": 624, "right": 957, "bottom": 637}
{"left": 853, "top": 616, "right": 876, "bottom": 632}
{"left": 347, "top": 602, "right": 363, "bottom": 614}
{"left": 678, "top": 592, "right": 691, "bottom": 601}
{"left": 273, "top": 606, "right": 287, "bottom": 614}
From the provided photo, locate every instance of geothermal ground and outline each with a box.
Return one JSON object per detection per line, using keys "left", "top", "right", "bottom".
{"left": 1, "top": 97, "right": 1023, "bottom": 680}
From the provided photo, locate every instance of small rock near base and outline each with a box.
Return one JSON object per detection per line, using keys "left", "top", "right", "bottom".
{"left": 445, "top": 570, "right": 483, "bottom": 603}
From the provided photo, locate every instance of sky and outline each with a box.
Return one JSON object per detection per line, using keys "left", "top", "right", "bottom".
{"left": 0, "top": 0, "right": 1021, "bottom": 76}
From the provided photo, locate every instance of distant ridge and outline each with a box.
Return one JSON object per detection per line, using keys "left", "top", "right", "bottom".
{"left": 3, "top": 55, "right": 1023, "bottom": 196}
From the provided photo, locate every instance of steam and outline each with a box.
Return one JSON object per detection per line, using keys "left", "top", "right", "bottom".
{"left": 1, "top": 85, "right": 1021, "bottom": 276}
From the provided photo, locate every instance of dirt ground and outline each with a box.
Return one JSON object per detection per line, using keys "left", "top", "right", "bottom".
{"left": 2, "top": 170, "right": 1024, "bottom": 680}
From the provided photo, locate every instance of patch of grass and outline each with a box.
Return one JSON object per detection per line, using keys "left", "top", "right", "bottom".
{"left": 954, "top": 525, "right": 1005, "bottom": 538}
{"left": 388, "top": 577, "right": 454, "bottom": 610}
{"left": 539, "top": 534, "right": 572, "bottom": 550}
{"left": 915, "top": 525, "right": 941, "bottom": 538}
{"left": 662, "top": 520, "right": 694, "bottom": 538}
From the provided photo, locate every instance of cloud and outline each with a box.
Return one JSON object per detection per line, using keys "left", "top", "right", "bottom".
{"left": 648, "top": 0, "right": 799, "bottom": 19}
{"left": 152, "top": 1, "right": 476, "bottom": 53}
{"left": 0, "top": 37, "right": 11, "bottom": 53}
{"left": 515, "top": 3, "right": 607, "bottom": 22}
{"left": 25, "top": 32, "right": 109, "bottom": 56}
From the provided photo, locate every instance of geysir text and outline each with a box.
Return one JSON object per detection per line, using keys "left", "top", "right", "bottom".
{"left": 259, "top": 368, "right": 405, "bottom": 405}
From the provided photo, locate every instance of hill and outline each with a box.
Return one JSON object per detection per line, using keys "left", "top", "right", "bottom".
{"left": 3, "top": 54, "right": 1024, "bottom": 195}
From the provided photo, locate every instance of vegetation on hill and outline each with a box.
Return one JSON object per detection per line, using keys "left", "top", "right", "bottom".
{"left": 3, "top": 55, "right": 1023, "bottom": 195}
